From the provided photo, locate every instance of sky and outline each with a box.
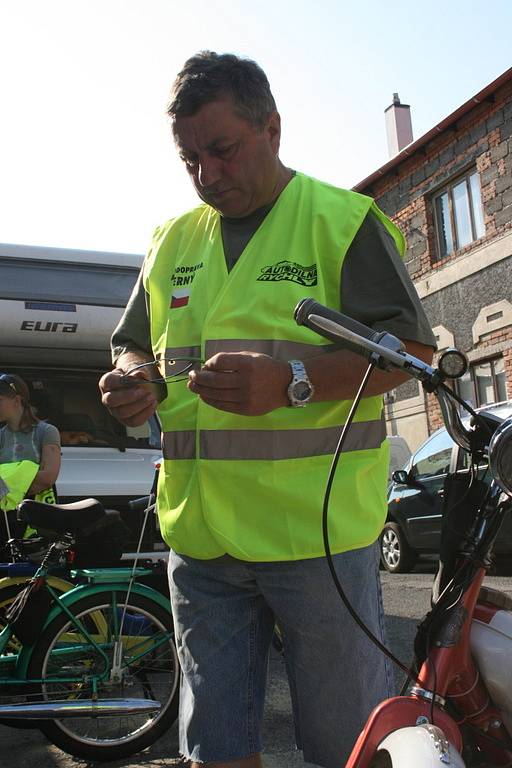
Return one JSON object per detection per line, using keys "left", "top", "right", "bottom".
{"left": 1, "top": 0, "right": 511, "bottom": 255}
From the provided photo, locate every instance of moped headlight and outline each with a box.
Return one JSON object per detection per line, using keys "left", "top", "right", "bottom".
{"left": 438, "top": 348, "right": 468, "bottom": 379}
{"left": 489, "top": 416, "right": 512, "bottom": 495}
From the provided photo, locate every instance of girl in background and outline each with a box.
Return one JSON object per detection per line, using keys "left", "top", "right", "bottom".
{"left": 0, "top": 373, "right": 61, "bottom": 540}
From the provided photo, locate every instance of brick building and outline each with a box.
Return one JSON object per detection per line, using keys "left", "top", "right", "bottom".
{"left": 354, "top": 67, "right": 512, "bottom": 450}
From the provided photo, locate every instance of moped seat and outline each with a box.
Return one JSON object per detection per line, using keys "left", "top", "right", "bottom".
{"left": 16, "top": 498, "right": 117, "bottom": 537}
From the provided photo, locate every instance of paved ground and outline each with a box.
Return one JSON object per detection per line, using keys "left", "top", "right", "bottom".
{"left": 0, "top": 647, "right": 303, "bottom": 768}
{"left": 2, "top": 566, "right": 511, "bottom": 767}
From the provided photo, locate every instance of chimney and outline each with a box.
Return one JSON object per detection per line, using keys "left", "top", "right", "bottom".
{"left": 385, "top": 93, "right": 413, "bottom": 157}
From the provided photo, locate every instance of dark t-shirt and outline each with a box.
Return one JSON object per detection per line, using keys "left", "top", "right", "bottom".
{"left": 112, "top": 206, "right": 436, "bottom": 361}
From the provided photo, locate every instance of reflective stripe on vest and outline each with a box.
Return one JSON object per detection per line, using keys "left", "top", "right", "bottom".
{"left": 162, "top": 415, "right": 386, "bottom": 461}
{"left": 163, "top": 340, "right": 334, "bottom": 363}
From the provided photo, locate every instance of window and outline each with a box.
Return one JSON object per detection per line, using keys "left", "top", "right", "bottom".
{"left": 457, "top": 445, "right": 489, "bottom": 472}
{"left": 456, "top": 357, "right": 507, "bottom": 409}
{"left": 411, "top": 429, "right": 453, "bottom": 481}
{"left": 433, "top": 170, "right": 485, "bottom": 260}
{"left": 13, "top": 369, "right": 159, "bottom": 450}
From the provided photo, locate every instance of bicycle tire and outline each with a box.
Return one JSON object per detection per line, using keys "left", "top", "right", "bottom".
{"left": 0, "top": 578, "right": 73, "bottom": 729}
{"left": 0, "top": 582, "right": 36, "bottom": 728}
{"left": 0, "top": 576, "right": 74, "bottom": 641}
{"left": 26, "top": 589, "right": 179, "bottom": 761}
{"left": 0, "top": 582, "right": 29, "bottom": 650}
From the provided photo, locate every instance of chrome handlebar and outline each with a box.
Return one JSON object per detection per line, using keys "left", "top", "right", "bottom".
{"left": 295, "top": 303, "right": 473, "bottom": 452}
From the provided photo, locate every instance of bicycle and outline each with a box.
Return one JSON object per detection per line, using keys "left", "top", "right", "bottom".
{"left": 0, "top": 494, "right": 179, "bottom": 762}
{"left": 0, "top": 490, "right": 161, "bottom": 646}
{"left": 295, "top": 298, "right": 512, "bottom": 767}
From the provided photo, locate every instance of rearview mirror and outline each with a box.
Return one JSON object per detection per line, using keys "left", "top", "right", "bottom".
{"left": 391, "top": 469, "right": 409, "bottom": 485}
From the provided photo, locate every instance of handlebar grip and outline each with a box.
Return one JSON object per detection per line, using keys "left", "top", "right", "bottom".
{"left": 128, "top": 494, "right": 155, "bottom": 511}
{"left": 294, "top": 298, "right": 381, "bottom": 348}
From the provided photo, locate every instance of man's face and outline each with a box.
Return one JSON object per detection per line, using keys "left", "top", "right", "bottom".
{"left": 173, "top": 97, "right": 281, "bottom": 218}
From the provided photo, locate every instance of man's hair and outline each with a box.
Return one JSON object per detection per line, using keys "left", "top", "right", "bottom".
{"left": 167, "top": 51, "right": 277, "bottom": 130}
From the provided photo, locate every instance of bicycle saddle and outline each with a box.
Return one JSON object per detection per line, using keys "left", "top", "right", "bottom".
{"left": 17, "top": 498, "right": 116, "bottom": 536}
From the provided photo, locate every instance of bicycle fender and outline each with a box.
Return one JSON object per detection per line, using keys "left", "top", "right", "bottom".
{"left": 377, "top": 725, "right": 465, "bottom": 767}
{"left": 16, "top": 581, "right": 172, "bottom": 677}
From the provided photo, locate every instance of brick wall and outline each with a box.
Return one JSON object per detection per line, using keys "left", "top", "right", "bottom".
{"left": 357, "top": 74, "right": 512, "bottom": 444}
{"left": 362, "top": 77, "right": 512, "bottom": 280}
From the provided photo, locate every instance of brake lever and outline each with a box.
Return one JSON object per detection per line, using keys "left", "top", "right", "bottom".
{"left": 368, "top": 331, "right": 406, "bottom": 371}
{"left": 307, "top": 314, "right": 438, "bottom": 381}
{"left": 306, "top": 312, "right": 477, "bottom": 452}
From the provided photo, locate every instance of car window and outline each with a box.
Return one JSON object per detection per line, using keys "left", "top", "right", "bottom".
{"left": 456, "top": 446, "right": 489, "bottom": 475}
{"left": 411, "top": 429, "right": 453, "bottom": 481}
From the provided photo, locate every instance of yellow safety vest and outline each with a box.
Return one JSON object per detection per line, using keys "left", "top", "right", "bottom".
{"left": 143, "top": 172, "right": 405, "bottom": 561}
{"left": 0, "top": 460, "right": 39, "bottom": 512}
{"left": 1, "top": 460, "right": 57, "bottom": 538}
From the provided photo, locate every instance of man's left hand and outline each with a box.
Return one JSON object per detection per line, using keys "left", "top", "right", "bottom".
{"left": 188, "top": 352, "right": 291, "bottom": 415}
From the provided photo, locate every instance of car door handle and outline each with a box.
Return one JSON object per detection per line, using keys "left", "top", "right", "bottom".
{"left": 437, "top": 490, "right": 444, "bottom": 497}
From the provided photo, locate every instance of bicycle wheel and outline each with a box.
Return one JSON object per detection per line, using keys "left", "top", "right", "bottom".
{"left": 0, "top": 577, "right": 74, "bottom": 650}
{"left": 0, "top": 583, "right": 35, "bottom": 727}
{"left": 26, "top": 589, "right": 179, "bottom": 761}
{"left": 0, "top": 582, "right": 27, "bottom": 652}
{"left": 0, "top": 577, "right": 76, "bottom": 729}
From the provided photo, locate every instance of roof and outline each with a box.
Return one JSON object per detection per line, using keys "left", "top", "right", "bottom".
{"left": 353, "top": 67, "right": 512, "bottom": 192}
{"left": 0, "top": 242, "right": 143, "bottom": 268}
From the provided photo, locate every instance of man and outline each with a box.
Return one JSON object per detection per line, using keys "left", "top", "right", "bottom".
{"left": 100, "top": 51, "right": 435, "bottom": 768}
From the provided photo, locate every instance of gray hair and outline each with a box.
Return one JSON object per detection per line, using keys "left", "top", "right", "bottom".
{"left": 167, "top": 51, "right": 277, "bottom": 130}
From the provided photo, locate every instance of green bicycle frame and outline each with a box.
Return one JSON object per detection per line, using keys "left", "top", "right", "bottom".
{"left": 0, "top": 569, "right": 172, "bottom": 685}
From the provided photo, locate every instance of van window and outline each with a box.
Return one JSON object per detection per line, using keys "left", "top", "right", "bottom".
{"left": 10, "top": 368, "right": 159, "bottom": 450}
{"left": 0, "top": 257, "right": 138, "bottom": 308}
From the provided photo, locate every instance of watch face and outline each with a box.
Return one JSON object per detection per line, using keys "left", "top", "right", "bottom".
{"left": 293, "top": 381, "right": 312, "bottom": 402}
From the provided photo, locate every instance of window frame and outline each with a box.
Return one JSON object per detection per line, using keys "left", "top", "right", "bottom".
{"left": 432, "top": 168, "right": 485, "bottom": 261}
{"left": 455, "top": 355, "right": 507, "bottom": 409}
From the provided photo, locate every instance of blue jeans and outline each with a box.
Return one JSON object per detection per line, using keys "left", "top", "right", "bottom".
{"left": 168, "top": 543, "right": 392, "bottom": 767}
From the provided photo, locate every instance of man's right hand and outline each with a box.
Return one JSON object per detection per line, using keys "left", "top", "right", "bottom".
{"left": 99, "top": 368, "right": 158, "bottom": 427}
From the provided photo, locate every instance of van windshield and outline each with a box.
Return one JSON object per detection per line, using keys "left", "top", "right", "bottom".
{"left": 9, "top": 368, "right": 160, "bottom": 450}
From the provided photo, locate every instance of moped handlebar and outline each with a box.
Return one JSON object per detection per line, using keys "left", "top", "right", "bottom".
{"left": 128, "top": 495, "right": 155, "bottom": 512}
{"left": 294, "top": 298, "right": 473, "bottom": 452}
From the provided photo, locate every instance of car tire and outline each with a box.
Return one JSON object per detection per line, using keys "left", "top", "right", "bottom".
{"left": 380, "top": 522, "right": 416, "bottom": 573}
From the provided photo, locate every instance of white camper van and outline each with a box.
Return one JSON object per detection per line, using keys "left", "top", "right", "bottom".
{"left": 0, "top": 242, "right": 164, "bottom": 556}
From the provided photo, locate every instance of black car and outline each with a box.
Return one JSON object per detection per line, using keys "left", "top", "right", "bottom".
{"left": 381, "top": 402, "right": 512, "bottom": 573}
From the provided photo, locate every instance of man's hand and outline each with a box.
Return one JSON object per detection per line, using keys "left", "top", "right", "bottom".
{"left": 188, "top": 352, "right": 291, "bottom": 416}
{"left": 99, "top": 367, "right": 158, "bottom": 427}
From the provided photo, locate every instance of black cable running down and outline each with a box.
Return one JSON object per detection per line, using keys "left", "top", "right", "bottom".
{"left": 322, "top": 361, "right": 421, "bottom": 683}
{"left": 439, "top": 381, "right": 494, "bottom": 439}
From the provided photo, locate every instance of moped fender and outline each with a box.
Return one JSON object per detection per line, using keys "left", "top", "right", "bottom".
{"left": 378, "top": 724, "right": 465, "bottom": 767}
{"left": 16, "top": 581, "right": 172, "bottom": 677}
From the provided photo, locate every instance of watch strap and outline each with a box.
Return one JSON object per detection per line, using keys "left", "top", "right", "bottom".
{"left": 287, "top": 359, "right": 314, "bottom": 407}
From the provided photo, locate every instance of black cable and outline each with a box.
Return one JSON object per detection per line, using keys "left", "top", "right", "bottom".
{"left": 439, "top": 381, "right": 494, "bottom": 438}
{"left": 322, "top": 362, "right": 421, "bottom": 683}
{"left": 322, "top": 369, "right": 487, "bottom": 697}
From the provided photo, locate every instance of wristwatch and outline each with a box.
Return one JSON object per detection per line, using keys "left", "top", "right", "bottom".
{"left": 287, "top": 360, "right": 315, "bottom": 407}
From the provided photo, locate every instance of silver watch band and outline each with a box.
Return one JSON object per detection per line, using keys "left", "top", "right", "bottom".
{"left": 287, "top": 359, "right": 314, "bottom": 407}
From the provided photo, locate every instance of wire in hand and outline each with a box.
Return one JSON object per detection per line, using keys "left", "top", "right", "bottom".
{"left": 123, "top": 357, "right": 204, "bottom": 384}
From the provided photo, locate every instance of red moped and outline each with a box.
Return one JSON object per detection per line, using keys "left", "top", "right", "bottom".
{"left": 295, "top": 298, "right": 512, "bottom": 767}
